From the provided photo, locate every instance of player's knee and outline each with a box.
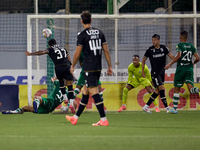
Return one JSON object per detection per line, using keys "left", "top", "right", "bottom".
{"left": 123, "top": 87, "right": 129, "bottom": 94}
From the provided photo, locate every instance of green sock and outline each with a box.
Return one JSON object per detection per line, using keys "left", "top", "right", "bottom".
{"left": 122, "top": 87, "right": 129, "bottom": 105}
{"left": 99, "top": 92, "right": 103, "bottom": 101}
{"left": 73, "top": 88, "right": 80, "bottom": 99}
{"left": 190, "top": 87, "right": 199, "bottom": 94}
{"left": 173, "top": 93, "right": 179, "bottom": 110}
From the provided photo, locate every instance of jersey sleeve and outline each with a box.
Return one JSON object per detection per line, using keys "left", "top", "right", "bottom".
{"left": 192, "top": 45, "right": 197, "bottom": 54}
{"left": 164, "top": 45, "right": 170, "bottom": 55}
{"left": 46, "top": 47, "right": 52, "bottom": 52}
{"left": 144, "top": 64, "right": 152, "bottom": 82}
{"left": 176, "top": 44, "right": 181, "bottom": 52}
{"left": 144, "top": 49, "right": 150, "bottom": 58}
{"left": 77, "top": 32, "right": 84, "bottom": 46}
{"left": 127, "top": 64, "right": 133, "bottom": 82}
{"left": 101, "top": 31, "right": 107, "bottom": 45}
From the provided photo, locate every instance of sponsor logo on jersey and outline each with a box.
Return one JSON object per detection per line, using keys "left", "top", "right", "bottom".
{"left": 184, "top": 45, "right": 191, "bottom": 48}
{"left": 86, "top": 30, "right": 99, "bottom": 35}
{"left": 153, "top": 53, "right": 164, "bottom": 58}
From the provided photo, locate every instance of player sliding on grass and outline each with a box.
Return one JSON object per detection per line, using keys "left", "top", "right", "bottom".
{"left": 165, "top": 30, "right": 200, "bottom": 114}
{"left": 2, "top": 77, "right": 77, "bottom": 114}
{"left": 118, "top": 55, "right": 160, "bottom": 112}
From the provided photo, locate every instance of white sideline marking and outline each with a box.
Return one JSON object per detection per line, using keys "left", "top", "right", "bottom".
{"left": 0, "top": 135, "right": 200, "bottom": 138}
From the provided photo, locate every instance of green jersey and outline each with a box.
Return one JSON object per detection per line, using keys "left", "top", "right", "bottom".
{"left": 176, "top": 42, "right": 197, "bottom": 70}
{"left": 128, "top": 62, "right": 152, "bottom": 82}
{"left": 38, "top": 81, "right": 65, "bottom": 113}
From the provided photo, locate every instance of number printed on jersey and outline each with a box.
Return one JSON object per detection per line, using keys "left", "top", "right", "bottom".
{"left": 54, "top": 48, "right": 67, "bottom": 60}
{"left": 182, "top": 51, "right": 192, "bottom": 62}
{"left": 89, "top": 39, "right": 102, "bottom": 56}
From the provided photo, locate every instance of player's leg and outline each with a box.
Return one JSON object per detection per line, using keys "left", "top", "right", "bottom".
{"left": 118, "top": 84, "right": 133, "bottom": 112}
{"left": 74, "top": 71, "right": 85, "bottom": 99}
{"left": 2, "top": 107, "right": 24, "bottom": 114}
{"left": 66, "top": 85, "right": 89, "bottom": 125}
{"left": 145, "top": 85, "right": 160, "bottom": 112}
{"left": 33, "top": 96, "right": 43, "bottom": 113}
{"left": 98, "top": 81, "right": 107, "bottom": 112}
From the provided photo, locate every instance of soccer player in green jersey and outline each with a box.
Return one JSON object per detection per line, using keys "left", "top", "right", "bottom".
{"left": 118, "top": 55, "right": 160, "bottom": 112}
{"left": 165, "top": 30, "right": 200, "bottom": 114}
{"left": 2, "top": 77, "right": 70, "bottom": 114}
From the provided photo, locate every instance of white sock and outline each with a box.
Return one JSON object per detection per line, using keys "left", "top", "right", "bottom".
{"left": 74, "top": 115, "right": 79, "bottom": 119}
{"left": 63, "top": 94, "right": 68, "bottom": 101}
{"left": 101, "top": 117, "right": 107, "bottom": 122}
{"left": 70, "top": 99, "right": 74, "bottom": 107}
{"left": 34, "top": 99, "right": 40, "bottom": 108}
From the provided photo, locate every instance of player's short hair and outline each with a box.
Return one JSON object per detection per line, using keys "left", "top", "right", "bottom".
{"left": 48, "top": 39, "right": 57, "bottom": 46}
{"left": 180, "top": 30, "right": 188, "bottom": 39}
{"left": 152, "top": 34, "right": 160, "bottom": 40}
{"left": 133, "top": 55, "right": 139, "bottom": 59}
{"left": 81, "top": 11, "right": 91, "bottom": 24}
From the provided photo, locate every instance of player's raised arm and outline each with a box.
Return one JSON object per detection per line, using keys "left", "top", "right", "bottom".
{"left": 141, "top": 57, "right": 147, "bottom": 78}
{"left": 102, "top": 44, "right": 112, "bottom": 75}
{"left": 25, "top": 50, "right": 48, "bottom": 56}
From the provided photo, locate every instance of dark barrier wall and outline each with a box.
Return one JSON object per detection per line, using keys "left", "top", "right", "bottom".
{"left": 0, "top": 85, "right": 19, "bottom": 111}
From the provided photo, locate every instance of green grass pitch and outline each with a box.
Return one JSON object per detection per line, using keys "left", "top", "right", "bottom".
{"left": 0, "top": 111, "right": 200, "bottom": 150}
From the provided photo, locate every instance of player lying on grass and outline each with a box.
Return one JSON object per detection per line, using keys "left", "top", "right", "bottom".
{"left": 165, "top": 30, "right": 200, "bottom": 114}
{"left": 118, "top": 55, "right": 160, "bottom": 112}
{"left": 2, "top": 77, "right": 77, "bottom": 114}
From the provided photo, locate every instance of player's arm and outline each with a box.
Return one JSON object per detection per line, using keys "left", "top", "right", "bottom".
{"left": 127, "top": 66, "right": 133, "bottom": 82}
{"left": 165, "top": 51, "right": 181, "bottom": 70}
{"left": 71, "top": 46, "right": 82, "bottom": 74}
{"left": 193, "top": 53, "right": 200, "bottom": 65}
{"left": 168, "top": 52, "right": 175, "bottom": 60}
{"left": 25, "top": 50, "right": 48, "bottom": 56}
{"left": 142, "top": 57, "right": 147, "bottom": 78}
{"left": 144, "top": 65, "right": 152, "bottom": 82}
{"left": 102, "top": 43, "right": 113, "bottom": 75}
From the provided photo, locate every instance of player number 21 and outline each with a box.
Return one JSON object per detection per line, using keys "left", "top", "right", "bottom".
{"left": 89, "top": 39, "right": 102, "bottom": 56}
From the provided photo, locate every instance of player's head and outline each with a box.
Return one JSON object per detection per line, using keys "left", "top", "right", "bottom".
{"left": 48, "top": 39, "right": 57, "bottom": 47}
{"left": 81, "top": 11, "right": 92, "bottom": 25}
{"left": 180, "top": 30, "right": 188, "bottom": 41}
{"left": 132, "top": 55, "right": 140, "bottom": 67}
{"left": 152, "top": 34, "right": 160, "bottom": 47}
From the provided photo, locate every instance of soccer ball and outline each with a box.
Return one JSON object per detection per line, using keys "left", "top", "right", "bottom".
{"left": 42, "top": 28, "right": 52, "bottom": 38}
{"left": 60, "top": 106, "right": 69, "bottom": 113}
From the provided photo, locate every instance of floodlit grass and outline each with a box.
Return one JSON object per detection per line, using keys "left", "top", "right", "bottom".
{"left": 0, "top": 111, "right": 200, "bottom": 150}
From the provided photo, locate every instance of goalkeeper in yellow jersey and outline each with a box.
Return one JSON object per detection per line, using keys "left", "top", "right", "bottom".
{"left": 118, "top": 55, "right": 160, "bottom": 112}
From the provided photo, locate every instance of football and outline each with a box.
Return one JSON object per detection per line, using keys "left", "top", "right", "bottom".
{"left": 42, "top": 28, "right": 52, "bottom": 38}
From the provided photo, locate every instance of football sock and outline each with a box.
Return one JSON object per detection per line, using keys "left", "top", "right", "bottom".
{"left": 59, "top": 81, "right": 66, "bottom": 95}
{"left": 147, "top": 92, "right": 158, "bottom": 106}
{"left": 190, "top": 87, "right": 199, "bottom": 94}
{"left": 101, "top": 117, "right": 107, "bottom": 122}
{"left": 122, "top": 87, "right": 129, "bottom": 105}
{"left": 34, "top": 99, "right": 40, "bottom": 108}
{"left": 76, "top": 94, "right": 89, "bottom": 117}
{"left": 10, "top": 108, "right": 22, "bottom": 114}
{"left": 67, "top": 85, "right": 74, "bottom": 100}
{"left": 99, "top": 91, "right": 104, "bottom": 101}
{"left": 173, "top": 93, "right": 179, "bottom": 110}
{"left": 93, "top": 94, "right": 106, "bottom": 118}
{"left": 150, "top": 92, "right": 158, "bottom": 107}
{"left": 73, "top": 87, "right": 80, "bottom": 99}
{"left": 160, "top": 90, "right": 168, "bottom": 107}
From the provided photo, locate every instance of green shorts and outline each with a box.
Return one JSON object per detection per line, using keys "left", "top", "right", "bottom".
{"left": 174, "top": 68, "right": 194, "bottom": 87}
{"left": 77, "top": 71, "right": 101, "bottom": 87}
{"left": 127, "top": 76, "right": 151, "bottom": 88}
{"left": 37, "top": 97, "right": 54, "bottom": 114}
